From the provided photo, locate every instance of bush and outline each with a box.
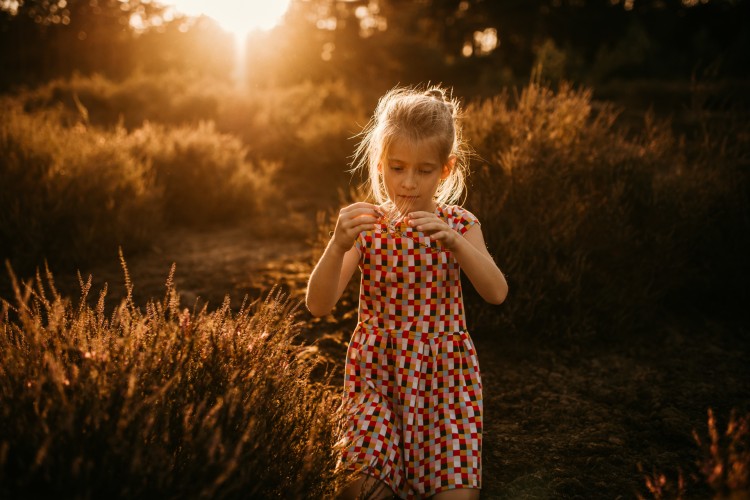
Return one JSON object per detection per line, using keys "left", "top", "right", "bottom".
{"left": 0, "top": 96, "right": 278, "bottom": 271}
{"left": 214, "top": 79, "right": 366, "bottom": 201}
{"left": 18, "top": 73, "right": 365, "bottom": 203}
{"left": 0, "top": 99, "right": 160, "bottom": 271}
{"left": 638, "top": 408, "right": 749, "bottom": 499}
{"left": 127, "top": 121, "right": 277, "bottom": 226}
{"left": 0, "top": 263, "right": 345, "bottom": 498}
{"left": 463, "top": 77, "right": 750, "bottom": 338}
{"left": 22, "top": 72, "right": 224, "bottom": 130}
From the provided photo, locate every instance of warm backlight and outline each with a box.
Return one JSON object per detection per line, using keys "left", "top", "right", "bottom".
{"left": 167, "top": 0, "right": 292, "bottom": 37}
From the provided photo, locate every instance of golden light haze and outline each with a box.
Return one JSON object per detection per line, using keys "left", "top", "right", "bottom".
{"left": 164, "top": 0, "right": 292, "bottom": 37}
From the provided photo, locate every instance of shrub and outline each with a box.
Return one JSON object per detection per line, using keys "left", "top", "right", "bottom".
{"left": 0, "top": 263, "right": 345, "bottom": 498}
{"left": 0, "top": 99, "right": 160, "bottom": 271}
{"left": 694, "top": 408, "right": 750, "bottom": 496}
{"left": 21, "top": 72, "right": 224, "bottom": 130}
{"left": 0, "top": 96, "right": 279, "bottom": 271}
{"left": 637, "top": 408, "right": 750, "bottom": 499}
{"left": 18, "top": 73, "right": 365, "bottom": 204}
{"left": 126, "top": 121, "right": 277, "bottom": 226}
{"left": 214, "top": 79, "right": 367, "bottom": 200}
{"left": 462, "top": 77, "right": 750, "bottom": 338}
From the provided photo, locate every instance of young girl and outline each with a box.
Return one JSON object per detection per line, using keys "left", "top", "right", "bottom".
{"left": 306, "top": 86, "right": 507, "bottom": 500}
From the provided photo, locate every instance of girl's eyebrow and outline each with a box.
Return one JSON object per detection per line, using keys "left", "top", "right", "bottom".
{"left": 387, "top": 157, "right": 439, "bottom": 167}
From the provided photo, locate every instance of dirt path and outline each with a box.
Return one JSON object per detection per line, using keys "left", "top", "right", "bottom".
{"left": 44, "top": 225, "right": 750, "bottom": 499}
{"left": 50, "top": 224, "right": 311, "bottom": 308}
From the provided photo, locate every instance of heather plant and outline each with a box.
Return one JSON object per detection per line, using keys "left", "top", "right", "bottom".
{"left": 0, "top": 98, "right": 160, "bottom": 271}
{"left": 637, "top": 408, "right": 750, "bottom": 499}
{"left": 462, "top": 76, "right": 750, "bottom": 338}
{"left": 21, "top": 72, "right": 225, "bottom": 130}
{"left": 19, "top": 73, "right": 365, "bottom": 201}
{"left": 126, "top": 121, "right": 277, "bottom": 226}
{"left": 694, "top": 408, "right": 750, "bottom": 497}
{"left": 19, "top": 73, "right": 362, "bottom": 156}
{"left": 0, "top": 96, "right": 277, "bottom": 271}
{"left": 0, "top": 261, "right": 346, "bottom": 498}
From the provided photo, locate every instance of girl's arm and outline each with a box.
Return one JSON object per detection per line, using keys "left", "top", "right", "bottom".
{"left": 450, "top": 224, "right": 508, "bottom": 305}
{"left": 306, "top": 202, "right": 381, "bottom": 317}
{"left": 306, "top": 244, "right": 360, "bottom": 317}
{"left": 408, "top": 212, "right": 508, "bottom": 305}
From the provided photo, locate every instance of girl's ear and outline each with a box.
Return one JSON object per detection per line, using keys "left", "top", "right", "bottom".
{"left": 377, "top": 161, "right": 383, "bottom": 174}
{"left": 441, "top": 156, "right": 456, "bottom": 180}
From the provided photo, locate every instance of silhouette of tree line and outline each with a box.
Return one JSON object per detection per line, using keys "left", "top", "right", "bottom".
{"left": 1, "top": 0, "right": 748, "bottom": 91}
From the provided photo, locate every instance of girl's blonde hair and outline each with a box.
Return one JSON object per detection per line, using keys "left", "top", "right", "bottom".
{"left": 352, "top": 85, "right": 469, "bottom": 206}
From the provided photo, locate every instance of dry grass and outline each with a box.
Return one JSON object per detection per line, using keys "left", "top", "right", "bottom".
{"left": 0, "top": 257, "right": 346, "bottom": 498}
{"left": 638, "top": 408, "right": 750, "bottom": 499}
{"left": 0, "top": 96, "right": 276, "bottom": 271}
{"left": 463, "top": 74, "right": 750, "bottom": 338}
{"left": 695, "top": 409, "right": 750, "bottom": 497}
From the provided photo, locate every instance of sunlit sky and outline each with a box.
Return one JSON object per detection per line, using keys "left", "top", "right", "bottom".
{"left": 164, "top": 0, "right": 292, "bottom": 37}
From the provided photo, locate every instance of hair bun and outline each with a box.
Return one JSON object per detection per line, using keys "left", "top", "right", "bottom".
{"left": 425, "top": 88, "right": 446, "bottom": 101}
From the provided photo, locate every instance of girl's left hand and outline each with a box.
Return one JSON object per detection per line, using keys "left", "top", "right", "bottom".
{"left": 407, "top": 211, "right": 459, "bottom": 250}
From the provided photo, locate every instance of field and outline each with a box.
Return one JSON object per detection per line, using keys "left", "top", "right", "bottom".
{"left": 1, "top": 73, "right": 749, "bottom": 498}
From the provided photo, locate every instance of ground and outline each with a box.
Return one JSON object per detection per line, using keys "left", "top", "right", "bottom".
{"left": 47, "top": 223, "right": 749, "bottom": 499}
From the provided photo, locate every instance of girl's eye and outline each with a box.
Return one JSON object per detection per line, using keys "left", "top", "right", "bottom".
{"left": 389, "top": 165, "right": 403, "bottom": 171}
{"left": 420, "top": 169, "right": 434, "bottom": 174}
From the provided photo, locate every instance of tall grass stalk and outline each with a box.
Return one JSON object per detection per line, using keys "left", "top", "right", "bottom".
{"left": 0, "top": 260, "right": 345, "bottom": 498}
{"left": 638, "top": 408, "right": 750, "bottom": 499}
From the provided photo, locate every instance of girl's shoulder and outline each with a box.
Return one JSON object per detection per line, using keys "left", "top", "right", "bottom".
{"left": 436, "top": 204, "right": 480, "bottom": 235}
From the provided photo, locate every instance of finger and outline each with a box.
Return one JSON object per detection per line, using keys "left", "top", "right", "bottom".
{"left": 411, "top": 220, "right": 447, "bottom": 232}
{"left": 347, "top": 215, "right": 379, "bottom": 229}
{"left": 350, "top": 217, "right": 378, "bottom": 228}
{"left": 428, "top": 230, "right": 452, "bottom": 242}
{"left": 339, "top": 219, "right": 377, "bottom": 236}
{"left": 343, "top": 207, "right": 383, "bottom": 219}
{"left": 358, "top": 209, "right": 384, "bottom": 219}
{"left": 407, "top": 210, "right": 434, "bottom": 218}
{"left": 353, "top": 224, "right": 376, "bottom": 235}
{"left": 408, "top": 217, "right": 439, "bottom": 227}
{"left": 350, "top": 215, "right": 381, "bottom": 227}
{"left": 344, "top": 202, "right": 382, "bottom": 213}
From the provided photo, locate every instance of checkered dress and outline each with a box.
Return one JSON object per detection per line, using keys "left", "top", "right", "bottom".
{"left": 341, "top": 203, "right": 483, "bottom": 498}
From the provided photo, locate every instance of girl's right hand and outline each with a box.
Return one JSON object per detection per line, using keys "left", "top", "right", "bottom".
{"left": 330, "top": 202, "right": 382, "bottom": 253}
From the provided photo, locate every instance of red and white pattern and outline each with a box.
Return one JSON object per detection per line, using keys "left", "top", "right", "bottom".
{"left": 341, "top": 204, "right": 483, "bottom": 498}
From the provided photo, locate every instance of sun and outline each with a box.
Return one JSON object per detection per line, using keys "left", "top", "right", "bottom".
{"left": 167, "top": 0, "right": 292, "bottom": 38}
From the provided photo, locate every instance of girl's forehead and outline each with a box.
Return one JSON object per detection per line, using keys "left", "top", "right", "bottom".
{"left": 387, "top": 135, "right": 442, "bottom": 160}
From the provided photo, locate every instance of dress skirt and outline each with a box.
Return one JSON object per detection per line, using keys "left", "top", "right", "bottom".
{"left": 340, "top": 323, "right": 483, "bottom": 499}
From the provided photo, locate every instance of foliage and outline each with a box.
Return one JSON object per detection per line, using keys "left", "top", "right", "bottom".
{"left": 127, "top": 121, "right": 276, "bottom": 226}
{"left": 0, "top": 98, "right": 160, "bottom": 270}
{"left": 638, "top": 408, "right": 750, "bottom": 499}
{"left": 0, "top": 263, "right": 345, "bottom": 498}
{"left": 3, "top": 0, "right": 749, "bottom": 93}
{"left": 22, "top": 72, "right": 226, "bottom": 130}
{"left": 0, "top": 94, "right": 276, "bottom": 271}
{"left": 18, "top": 73, "right": 365, "bottom": 199}
{"left": 589, "top": 20, "right": 653, "bottom": 82}
{"left": 533, "top": 38, "right": 570, "bottom": 82}
{"left": 462, "top": 76, "right": 750, "bottom": 337}
{"left": 695, "top": 408, "right": 750, "bottom": 496}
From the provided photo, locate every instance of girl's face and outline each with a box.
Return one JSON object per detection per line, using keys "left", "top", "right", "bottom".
{"left": 379, "top": 136, "right": 453, "bottom": 214}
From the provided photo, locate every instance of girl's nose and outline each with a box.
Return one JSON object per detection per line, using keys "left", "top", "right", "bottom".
{"left": 402, "top": 170, "right": 417, "bottom": 189}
